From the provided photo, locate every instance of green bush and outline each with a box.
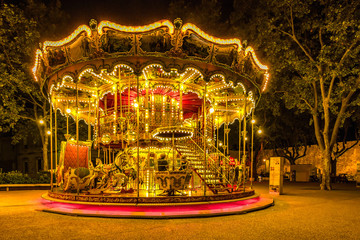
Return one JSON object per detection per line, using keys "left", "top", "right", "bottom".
{"left": 0, "top": 171, "right": 51, "bottom": 184}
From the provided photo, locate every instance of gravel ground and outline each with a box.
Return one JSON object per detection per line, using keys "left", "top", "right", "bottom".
{"left": 0, "top": 181, "right": 359, "bottom": 240}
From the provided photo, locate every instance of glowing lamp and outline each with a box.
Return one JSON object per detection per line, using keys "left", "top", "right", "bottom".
{"left": 66, "top": 108, "right": 71, "bottom": 114}
{"left": 134, "top": 102, "right": 139, "bottom": 108}
{"left": 209, "top": 108, "right": 215, "bottom": 114}
{"left": 39, "top": 119, "right": 44, "bottom": 124}
{"left": 47, "top": 130, "right": 51, "bottom": 135}
{"left": 258, "top": 129, "right": 262, "bottom": 134}
{"left": 251, "top": 119, "right": 255, "bottom": 124}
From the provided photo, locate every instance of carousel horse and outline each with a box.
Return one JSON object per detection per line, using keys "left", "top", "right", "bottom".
{"left": 102, "top": 149, "right": 138, "bottom": 190}
{"left": 63, "top": 166, "right": 95, "bottom": 192}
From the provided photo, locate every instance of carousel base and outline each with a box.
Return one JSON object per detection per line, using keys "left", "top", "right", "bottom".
{"left": 40, "top": 189, "right": 274, "bottom": 219}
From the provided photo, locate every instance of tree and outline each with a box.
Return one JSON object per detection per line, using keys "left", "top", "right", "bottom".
{"left": 253, "top": 0, "right": 360, "bottom": 190}
{"left": 0, "top": 1, "right": 68, "bottom": 171}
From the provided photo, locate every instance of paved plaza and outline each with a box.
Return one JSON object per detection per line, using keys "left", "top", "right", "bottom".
{"left": 1, "top": 182, "right": 359, "bottom": 240}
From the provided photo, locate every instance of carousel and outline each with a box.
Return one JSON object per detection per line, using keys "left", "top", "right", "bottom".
{"left": 33, "top": 19, "right": 273, "bottom": 217}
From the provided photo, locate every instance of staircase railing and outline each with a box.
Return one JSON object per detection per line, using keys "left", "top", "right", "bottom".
{"left": 186, "top": 137, "right": 233, "bottom": 188}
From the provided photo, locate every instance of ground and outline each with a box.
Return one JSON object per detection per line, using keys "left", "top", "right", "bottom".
{"left": 1, "top": 182, "right": 360, "bottom": 240}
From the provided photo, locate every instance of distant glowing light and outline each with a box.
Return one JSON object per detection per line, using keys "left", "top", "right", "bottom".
{"left": 39, "top": 119, "right": 44, "bottom": 124}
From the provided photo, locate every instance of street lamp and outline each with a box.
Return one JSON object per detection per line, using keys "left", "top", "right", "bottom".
{"left": 39, "top": 119, "right": 44, "bottom": 125}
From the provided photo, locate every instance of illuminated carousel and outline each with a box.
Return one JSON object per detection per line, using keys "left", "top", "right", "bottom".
{"left": 33, "top": 19, "right": 273, "bottom": 217}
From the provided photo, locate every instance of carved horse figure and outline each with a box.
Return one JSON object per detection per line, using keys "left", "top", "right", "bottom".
{"left": 63, "top": 166, "right": 95, "bottom": 192}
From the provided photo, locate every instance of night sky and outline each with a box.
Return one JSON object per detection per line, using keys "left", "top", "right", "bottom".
{"left": 61, "top": 0, "right": 172, "bottom": 33}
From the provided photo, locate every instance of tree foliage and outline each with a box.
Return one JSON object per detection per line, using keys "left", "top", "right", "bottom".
{"left": 252, "top": 0, "right": 360, "bottom": 189}
{"left": 0, "top": 1, "right": 68, "bottom": 170}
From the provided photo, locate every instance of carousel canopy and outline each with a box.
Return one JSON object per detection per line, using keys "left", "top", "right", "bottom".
{"left": 32, "top": 18, "right": 269, "bottom": 126}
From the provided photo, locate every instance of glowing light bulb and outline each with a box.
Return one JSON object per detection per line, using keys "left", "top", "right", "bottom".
{"left": 209, "top": 108, "right": 214, "bottom": 114}
{"left": 134, "top": 102, "right": 139, "bottom": 108}
{"left": 39, "top": 119, "right": 44, "bottom": 124}
{"left": 258, "top": 129, "right": 262, "bottom": 134}
{"left": 47, "top": 130, "right": 51, "bottom": 135}
{"left": 66, "top": 108, "right": 71, "bottom": 114}
{"left": 251, "top": 119, "right": 255, "bottom": 124}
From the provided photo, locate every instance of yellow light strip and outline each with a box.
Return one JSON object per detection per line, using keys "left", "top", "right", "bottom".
{"left": 32, "top": 49, "right": 42, "bottom": 82}
{"left": 245, "top": 46, "right": 269, "bottom": 70}
{"left": 42, "top": 25, "right": 92, "bottom": 52}
{"left": 262, "top": 72, "right": 270, "bottom": 92}
{"left": 98, "top": 20, "right": 174, "bottom": 35}
{"left": 182, "top": 23, "right": 269, "bottom": 73}
{"left": 182, "top": 23, "right": 242, "bottom": 50}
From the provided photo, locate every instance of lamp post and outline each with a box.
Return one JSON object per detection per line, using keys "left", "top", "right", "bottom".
{"left": 251, "top": 116, "right": 255, "bottom": 189}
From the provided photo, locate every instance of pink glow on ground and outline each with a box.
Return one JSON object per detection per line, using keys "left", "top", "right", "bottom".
{"left": 41, "top": 197, "right": 264, "bottom": 217}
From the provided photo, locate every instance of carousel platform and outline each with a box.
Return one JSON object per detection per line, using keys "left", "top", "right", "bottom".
{"left": 39, "top": 189, "right": 274, "bottom": 218}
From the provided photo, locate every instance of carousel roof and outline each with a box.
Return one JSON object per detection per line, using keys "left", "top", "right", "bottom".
{"left": 32, "top": 19, "right": 269, "bottom": 125}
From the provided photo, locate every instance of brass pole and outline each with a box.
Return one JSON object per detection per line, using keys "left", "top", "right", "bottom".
{"left": 88, "top": 98, "right": 91, "bottom": 164}
{"left": 54, "top": 98, "right": 58, "bottom": 190}
{"left": 251, "top": 110, "right": 254, "bottom": 189}
{"left": 172, "top": 132, "right": 175, "bottom": 171}
{"left": 238, "top": 109, "right": 242, "bottom": 168}
{"left": 66, "top": 102, "right": 69, "bottom": 136}
{"left": 76, "top": 82, "right": 79, "bottom": 194}
{"left": 88, "top": 98, "right": 91, "bottom": 141}
{"left": 50, "top": 99, "right": 53, "bottom": 191}
{"left": 128, "top": 77, "right": 130, "bottom": 131}
{"left": 225, "top": 94, "right": 229, "bottom": 155}
{"left": 224, "top": 95, "right": 227, "bottom": 155}
{"left": 96, "top": 92, "right": 100, "bottom": 148}
{"left": 203, "top": 85, "right": 207, "bottom": 196}
{"left": 243, "top": 100, "right": 247, "bottom": 192}
{"left": 136, "top": 74, "right": 140, "bottom": 198}
{"left": 114, "top": 83, "right": 118, "bottom": 140}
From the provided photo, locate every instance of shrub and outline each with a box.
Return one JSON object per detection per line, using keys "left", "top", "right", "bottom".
{"left": 0, "top": 171, "right": 51, "bottom": 184}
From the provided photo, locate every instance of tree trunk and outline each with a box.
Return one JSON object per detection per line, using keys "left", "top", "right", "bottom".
{"left": 331, "top": 158, "right": 337, "bottom": 176}
{"left": 42, "top": 132, "right": 49, "bottom": 171}
{"left": 320, "top": 149, "right": 332, "bottom": 190}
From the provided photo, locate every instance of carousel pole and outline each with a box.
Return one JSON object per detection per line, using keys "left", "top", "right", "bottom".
{"left": 119, "top": 68, "right": 124, "bottom": 148}
{"left": 114, "top": 83, "right": 118, "bottom": 141}
{"left": 179, "top": 84, "right": 183, "bottom": 121}
{"left": 203, "top": 84, "right": 207, "bottom": 196}
{"left": 88, "top": 98, "right": 91, "bottom": 141}
{"left": 136, "top": 74, "right": 140, "bottom": 198}
{"left": 50, "top": 99, "right": 53, "bottom": 191}
{"left": 96, "top": 91, "right": 100, "bottom": 150}
{"left": 120, "top": 87, "right": 124, "bottom": 148}
{"left": 243, "top": 100, "right": 247, "bottom": 192}
{"left": 76, "top": 81, "right": 80, "bottom": 194}
{"left": 54, "top": 98, "right": 58, "bottom": 191}
{"left": 251, "top": 110, "right": 254, "bottom": 189}
{"left": 128, "top": 76, "right": 130, "bottom": 134}
{"left": 238, "top": 108, "right": 242, "bottom": 169}
{"left": 225, "top": 94, "right": 229, "bottom": 155}
{"left": 172, "top": 132, "right": 175, "bottom": 171}
{"left": 88, "top": 98, "right": 91, "bottom": 164}
{"left": 66, "top": 103, "right": 69, "bottom": 136}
